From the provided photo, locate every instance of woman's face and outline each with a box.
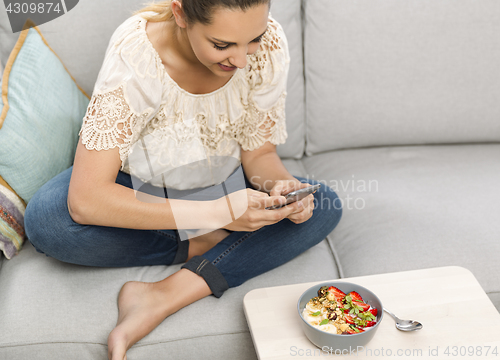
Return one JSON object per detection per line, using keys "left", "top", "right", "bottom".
{"left": 184, "top": 4, "right": 270, "bottom": 77}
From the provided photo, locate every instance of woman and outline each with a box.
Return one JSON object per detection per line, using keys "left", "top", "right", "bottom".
{"left": 24, "top": 0, "right": 342, "bottom": 359}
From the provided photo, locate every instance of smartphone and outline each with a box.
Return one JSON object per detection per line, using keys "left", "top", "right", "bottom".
{"left": 266, "top": 184, "right": 321, "bottom": 210}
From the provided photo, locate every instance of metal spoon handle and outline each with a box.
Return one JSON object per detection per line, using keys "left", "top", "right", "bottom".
{"left": 383, "top": 307, "right": 400, "bottom": 321}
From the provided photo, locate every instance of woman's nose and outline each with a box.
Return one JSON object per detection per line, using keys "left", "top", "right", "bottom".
{"left": 229, "top": 47, "right": 249, "bottom": 69}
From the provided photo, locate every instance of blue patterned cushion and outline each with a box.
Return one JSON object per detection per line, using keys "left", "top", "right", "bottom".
{"left": 0, "top": 23, "right": 89, "bottom": 205}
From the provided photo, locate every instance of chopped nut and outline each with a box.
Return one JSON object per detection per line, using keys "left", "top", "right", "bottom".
{"left": 339, "top": 324, "right": 349, "bottom": 332}
{"left": 317, "top": 286, "right": 329, "bottom": 297}
{"left": 327, "top": 312, "right": 337, "bottom": 321}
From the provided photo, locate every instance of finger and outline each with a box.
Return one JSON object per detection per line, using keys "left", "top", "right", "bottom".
{"left": 270, "top": 181, "right": 291, "bottom": 196}
{"left": 303, "top": 193, "right": 315, "bottom": 208}
{"left": 287, "top": 194, "right": 313, "bottom": 214}
{"left": 298, "top": 182, "right": 313, "bottom": 189}
{"left": 288, "top": 204, "right": 313, "bottom": 224}
{"left": 262, "top": 195, "right": 287, "bottom": 210}
{"left": 248, "top": 195, "right": 267, "bottom": 211}
{"left": 274, "top": 200, "right": 303, "bottom": 217}
{"left": 271, "top": 180, "right": 304, "bottom": 197}
{"left": 289, "top": 201, "right": 309, "bottom": 217}
{"left": 269, "top": 183, "right": 283, "bottom": 197}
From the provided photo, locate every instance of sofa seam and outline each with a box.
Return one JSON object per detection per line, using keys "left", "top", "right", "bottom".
{"left": 0, "top": 330, "right": 252, "bottom": 349}
{"left": 0, "top": 341, "right": 107, "bottom": 349}
{"left": 133, "top": 329, "right": 251, "bottom": 348}
{"left": 300, "top": 0, "right": 308, "bottom": 158}
{"left": 326, "top": 234, "right": 345, "bottom": 279}
{"left": 295, "top": 159, "right": 308, "bottom": 178}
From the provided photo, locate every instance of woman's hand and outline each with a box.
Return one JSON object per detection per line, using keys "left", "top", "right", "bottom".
{"left": 269, "top": 180, "right": 315, "bottom": 224}
{"left": 220, "top": 188, "right": 303, "bottom": 232}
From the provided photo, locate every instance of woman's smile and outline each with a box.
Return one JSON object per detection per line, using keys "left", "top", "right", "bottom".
{"left": 218, "top": 63, "right": 237, "bottom": 71}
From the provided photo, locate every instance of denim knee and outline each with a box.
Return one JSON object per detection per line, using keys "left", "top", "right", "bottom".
{"left": 24, "top": 191, "right": 61, "bottom": 256}
{"left": 24, "top": 170, "right": 74, "bottom": 257}
{"left": 24, "top": 192, "right": 51, "bottom": 255}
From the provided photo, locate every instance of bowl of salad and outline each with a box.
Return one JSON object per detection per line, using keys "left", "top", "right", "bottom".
{"left": 297, "top": 281, "right": 383, "bottom": 353}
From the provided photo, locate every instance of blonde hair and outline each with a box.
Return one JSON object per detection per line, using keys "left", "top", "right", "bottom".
{"left": 134, "top": 1, "right": 174, "bottom": 23}
{"left": 134, "top": 0, "right": 270, "bottom": 25}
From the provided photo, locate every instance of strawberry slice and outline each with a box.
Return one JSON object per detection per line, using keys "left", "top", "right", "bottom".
{"left": 369, "top": 308, "right": 378, "bottom": 317}
{"left": 346, "top": 326, "right": 365, "bottom": 334}
{"left": 328, "top": 286, "right": 346, "bottom": 301}
{"left": 356, "top": 302, "right": 370, "bottom": 312}
{"left": 344, "top": 314, "right": 355, "bottom": 324}
{"left": 365, "top": 321, "right": 377, "bottom": 327}
{"left": 348, "top": 291, "right": 363, "bottom": 303}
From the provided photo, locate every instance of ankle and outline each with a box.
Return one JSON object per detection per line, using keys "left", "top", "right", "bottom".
{"left": 153, "top": 269, "right": 212, "bottom": 313}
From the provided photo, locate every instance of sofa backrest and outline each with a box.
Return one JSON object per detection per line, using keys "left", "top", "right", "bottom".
{"left": 0, "top": 0, "right": 305, "bottom": 159}
{"left": 304, "top": 0, "right": 500, "bottom": 155}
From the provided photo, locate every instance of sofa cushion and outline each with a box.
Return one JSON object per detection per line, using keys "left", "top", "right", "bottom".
{"left": 0, "top": 239, "right": 339, "bottom": 359}
{"left": 304, "top": 0, "right": 500, "bottom": 154}
{"left": 0, "top": 0, "right": 305, "bottom": 159}
{"left": 302, "top": 144, "right": 500, "bottom": 311}
{"left": 0, "top": 23, "right": 89, "bottom": 204}
{"left": 281, "top": 158, "right": 308, "bottom": 178}
{"left": 269, "top": 0, "right": 305, "bottom": 159}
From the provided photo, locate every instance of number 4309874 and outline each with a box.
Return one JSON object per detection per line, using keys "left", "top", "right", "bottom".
{"left": 5, "top": 2, "right": 62, "bottom": 14}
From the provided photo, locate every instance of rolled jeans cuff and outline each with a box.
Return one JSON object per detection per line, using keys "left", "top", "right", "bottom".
{"left": 181, "top": 255, "right": 229, "bottom": 298}
{"left": 171, "top": 232, "right": 189, "bottom": 265}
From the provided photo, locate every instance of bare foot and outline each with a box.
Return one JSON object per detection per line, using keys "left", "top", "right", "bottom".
{"left": 107, "top": 269, "right": 211, "bottom": 360}
{"left": 187, "top": 229, "right": 231, "bottom": 260}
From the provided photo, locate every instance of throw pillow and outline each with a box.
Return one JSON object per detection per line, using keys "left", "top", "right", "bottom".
{"left": 0, "top": 183, "right": 25, "bottom": 259}
{"left": 0, "top": 20, "right": 90, "bottom": 258}
{"left": 0, "top": 19, "right": 90, "bottom": 204}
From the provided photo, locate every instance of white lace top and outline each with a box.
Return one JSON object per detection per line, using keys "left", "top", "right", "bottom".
{"left": 79, "top": 11, "right": 290, "bottom": 190}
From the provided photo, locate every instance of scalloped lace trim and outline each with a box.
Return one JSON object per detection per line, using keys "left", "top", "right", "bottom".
{"left": 79, "top": 83, "right": 153, "bottom": 165}
{"left": 237, "top": 92, "right": 288, "bottom": 151}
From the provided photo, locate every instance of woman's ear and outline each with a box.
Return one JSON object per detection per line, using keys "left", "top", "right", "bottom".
{"left": 171, "top": 0, "right": 188, "bottom": 28}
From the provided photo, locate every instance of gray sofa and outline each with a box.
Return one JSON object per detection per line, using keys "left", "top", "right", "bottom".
{"left": 1, "top": 0, "right": 500, "bottom": 359}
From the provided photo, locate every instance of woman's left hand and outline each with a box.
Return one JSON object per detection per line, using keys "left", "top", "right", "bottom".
{"left": 269, "top": 180, "right": 315, "bottom": 224}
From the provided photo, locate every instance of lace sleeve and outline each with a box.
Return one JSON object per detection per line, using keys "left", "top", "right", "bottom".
{"left": 237, "top": 15, "right": 290, "bottom": 152}
{"left": 78, "top": 15, "right": 162, "bottom": 167}
{"left": 79, "top": 83, "right": 154, "bottom": 164}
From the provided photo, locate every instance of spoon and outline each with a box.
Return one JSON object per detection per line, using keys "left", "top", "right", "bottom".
{"left": 383, "top": 308, "right": 423, "bottom": 331}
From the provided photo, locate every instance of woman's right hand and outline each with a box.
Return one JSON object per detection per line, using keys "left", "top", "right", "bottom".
{"left": 219, "top": 188, "right": 304, "bottom": 232}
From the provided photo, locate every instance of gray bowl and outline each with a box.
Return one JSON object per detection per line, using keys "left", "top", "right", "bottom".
{"left": 297, "top": 281, "right": 383, "bottom": 353}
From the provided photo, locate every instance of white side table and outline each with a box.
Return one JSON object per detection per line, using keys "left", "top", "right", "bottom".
{"left": 243, "top": 266, "right": 500, "bottom": 359}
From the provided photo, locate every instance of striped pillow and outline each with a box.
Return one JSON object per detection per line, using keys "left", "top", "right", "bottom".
{"left": 0, "top": 183, "right": 25, "bottom": 259}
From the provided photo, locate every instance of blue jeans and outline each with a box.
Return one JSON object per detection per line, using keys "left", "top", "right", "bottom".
{"left": 24, "top": 166, "right": 342, "bottom": 297}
